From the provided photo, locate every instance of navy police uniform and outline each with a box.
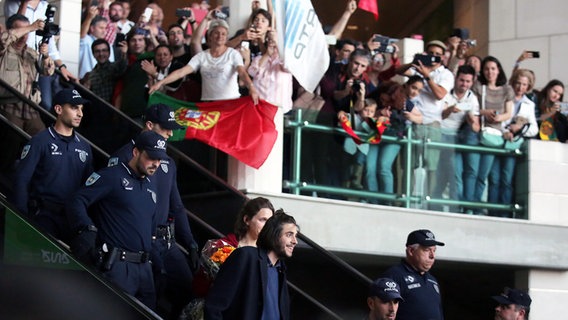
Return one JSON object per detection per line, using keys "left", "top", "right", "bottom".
{"left": 13, "top": 127, "right": 92, "bottom": 242}
{"left": 67, "top": 162, "right": 159, "bottom": 309}
{"left": 382, "top": 259, "right": 444, "bottom": 320}
{"left": 109, "top": 138, "right": 197, "bottom": 319}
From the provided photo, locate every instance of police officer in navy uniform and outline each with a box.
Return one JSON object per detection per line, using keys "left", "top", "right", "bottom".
{"left": 382, "top": 229, "right": 445, "bottom": 320}
{"left": 13, "top": 89, "right": 92, "bottom": 243}
{"left": 67, "top": 131, "right": 168, "bottom": 310}
{"left": 108, "top": 104, "right": 198, "bottom": 319}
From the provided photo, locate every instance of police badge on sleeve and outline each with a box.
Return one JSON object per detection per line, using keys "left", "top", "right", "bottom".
{"left": 21, "top": 145, "right": 31, "bottom": 159}
{"left": 86, "top": 172, "right": 101, "bottom": 186}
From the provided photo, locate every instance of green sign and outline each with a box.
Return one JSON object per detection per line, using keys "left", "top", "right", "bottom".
{"left": 3, "top": 207, "right": 82, "bottom": 270}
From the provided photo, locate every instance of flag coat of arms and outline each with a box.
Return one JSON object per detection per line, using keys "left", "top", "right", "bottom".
{"left": 148, "top": 92, "right": 278, "bottom": 169}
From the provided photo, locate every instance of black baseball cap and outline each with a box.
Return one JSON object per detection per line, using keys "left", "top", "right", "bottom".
{"left": 368, "top": 278, "right": 404, "bottom": 302}
{"left": 134, "top": 131, "right": 168, "bottom": 160}
{"left": 406, "top": 229, "right": 445, "bottom": 247}
{"left": 144, "top": 104, "right": 184, "bottom": 130}
{"left": 492, "top": 288, "right": 532, "bottom": 308}
{"left": 53, "top": 89, "right": 90, "bottom": 106}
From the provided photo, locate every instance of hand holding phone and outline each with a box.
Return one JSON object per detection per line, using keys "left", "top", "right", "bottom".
{"left": 527, "top": 51, "right": 540, "bottom": 58}
{"left": 142, "top": 7, "right": 153, "bottom": 23}
{"left": 412, "top": 54, "right": 441, "bottom": 67}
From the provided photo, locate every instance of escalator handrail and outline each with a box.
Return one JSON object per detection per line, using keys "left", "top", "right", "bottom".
{"left": 0, "top": 195, "right": 162, "bottom": 319}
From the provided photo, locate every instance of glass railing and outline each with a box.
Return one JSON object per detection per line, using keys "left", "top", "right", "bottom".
{"left": 284, "top": 109, "right": 528, "bottom": 219}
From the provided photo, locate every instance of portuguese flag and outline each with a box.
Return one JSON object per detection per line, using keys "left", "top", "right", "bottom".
{"left": 148, "top": 92, "right": 278, "bottom": 169}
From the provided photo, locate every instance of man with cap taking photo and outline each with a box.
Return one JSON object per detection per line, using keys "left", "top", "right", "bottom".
{"left": 108, "top": 103, "right": 199, "bottom": 319}
{"left": 492, "top": 287, "right": 532, "bottom": 320}
{"left": 396, "top": 40, "right": 455, "bottom": 196}
{"left": 382, "top": 229, "right": 445, "bottom": 320}
{"left": 13, "top": 89, "right": 92, "bottom": 243}
{"left": 367, "top": 277, "right": 404, "bottom": 320}
{"left": 67, "top": 130, "right": 168, "bottom": 310}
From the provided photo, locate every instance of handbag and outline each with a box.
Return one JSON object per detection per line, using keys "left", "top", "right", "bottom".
{"left": 479, "top": 85, "right": 504, "bottom": 147}
{"left": 480, "top": 126, "right": 505, "bottom": 147}
{"left": 292, "top": 87, "right": 324, "bottom": 123}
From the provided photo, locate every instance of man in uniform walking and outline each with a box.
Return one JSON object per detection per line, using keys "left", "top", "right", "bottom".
{"left": 13, "top": 89, "right": 92, "bottom": 243}
{"left": 108, "top": 103, "right": 199, "bottom": 319}
{"left": 67, "top": 130, "right": 168, "bottom": 310}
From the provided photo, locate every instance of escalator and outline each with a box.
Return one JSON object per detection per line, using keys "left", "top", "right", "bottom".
{"left": 0, "top": 78, "right": 372, "bottom": 319}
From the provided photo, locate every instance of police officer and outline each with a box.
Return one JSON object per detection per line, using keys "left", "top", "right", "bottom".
{"left": 382, "top": 229, "right": 445, "bottom": 320}
{"left": 67, "top": 131, "right": 168, "bottom": 310}
{"left": 367, "top": 278, "right": 404, "bottom": 320}
{"left": 13, "top": 89, "right": 92, "bottom": 243}
{"left": 108, "top": 104, "right": 198, "bottom": 319}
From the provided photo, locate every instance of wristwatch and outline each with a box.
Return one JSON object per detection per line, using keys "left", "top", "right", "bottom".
{"left": 58, "top": 64, "right": 67, "bottom": 71}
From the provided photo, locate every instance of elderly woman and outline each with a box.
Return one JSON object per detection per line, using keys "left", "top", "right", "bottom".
{"left": 149, "top": 19, "right": 258, "bottom": 104}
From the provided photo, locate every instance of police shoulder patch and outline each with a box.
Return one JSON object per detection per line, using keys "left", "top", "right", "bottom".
{"left": 85, "top": 172, "right": 101, "bottom": 186}
{"left": 107, "top": 157, "right": 119, "bottom": 167}
{"left": 21, "top": 145, "right": 31, "bottom": 159}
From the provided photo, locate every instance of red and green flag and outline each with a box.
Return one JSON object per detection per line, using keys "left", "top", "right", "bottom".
{"left": 339, "top": 113, "right": 390, "bottom": 144}
{"left": 148, "top": 92, "right": 278, "bottom": 169}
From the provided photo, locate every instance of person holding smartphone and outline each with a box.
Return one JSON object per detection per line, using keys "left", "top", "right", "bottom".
{"left": 395, "top": 40, "right": 455, "bottom": 197}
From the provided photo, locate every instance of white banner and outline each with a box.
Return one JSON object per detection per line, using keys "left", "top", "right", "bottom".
{"left": 273, "top": 0, "right": 330, "bottom": 93}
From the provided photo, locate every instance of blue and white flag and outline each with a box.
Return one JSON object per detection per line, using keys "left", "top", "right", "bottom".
{"left": 273, "top": 0, "right": 330, "bottom": 93}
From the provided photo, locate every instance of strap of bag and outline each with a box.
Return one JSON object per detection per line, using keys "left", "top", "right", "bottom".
{"left": 481, "top": 84, "right": 486, "bottom": 129}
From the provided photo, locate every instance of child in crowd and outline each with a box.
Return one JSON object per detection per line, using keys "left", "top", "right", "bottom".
{"left": 338, "top": 99, "right": 378, "bottom": 190}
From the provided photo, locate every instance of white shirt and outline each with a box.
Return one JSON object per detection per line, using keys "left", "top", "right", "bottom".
{"left": 187, "top": 47, "right": 243, "bottom": 101}
{"left": 506, "top": 95, "right": 538, "bottom": 138}
{"left": 441, "top": 89, "right": 479, "bottom": 133}
{"left": 412, "top": 65, "right": 455, "bottom": 124}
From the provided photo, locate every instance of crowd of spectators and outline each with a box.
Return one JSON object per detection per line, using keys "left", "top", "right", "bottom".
{"left": 1, "top": 0, "right": 566, "bottom": 219}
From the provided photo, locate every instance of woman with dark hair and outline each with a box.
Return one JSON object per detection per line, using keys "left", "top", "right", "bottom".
{"left": 535, "top": 79, "right": 567, "bottom": 142}
{"left": 223, "top": 197, "right": 275, "bottom": 247}
{"left": 472, "top": 56, "right": 514, "bottom": 214}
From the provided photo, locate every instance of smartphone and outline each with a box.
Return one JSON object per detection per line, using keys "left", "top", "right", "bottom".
{"left": 558, "top": 102, "right": 568, "bottom": 115}
{"left": 114, "top": 33, "right": 126, "bottom": 46}
{"left": 142, "top": 7, "right": 153, "bottom": 23}
{"left": 241, "top": 41, "right": 250, "bottom": 50}
{"left": 175, "top": 8, "right": 192, "bottom": 18}
{"left": 413, "top": 54, "right": 441, "bottom": 66}
{"left": 528, "top": 51, "right": 540, "bottom": 58}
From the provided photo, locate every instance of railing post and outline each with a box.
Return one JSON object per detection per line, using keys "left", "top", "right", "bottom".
{"left": 404, "top": 125, "right": 413, "bottom": 208}
{"left": 290, "top": 109, "right": 303, "bottom": 195}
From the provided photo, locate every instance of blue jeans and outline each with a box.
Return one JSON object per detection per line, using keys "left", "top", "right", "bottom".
{"left": 474, "top": 153, "right": 495, "bottom": 203}
{"left": 432, "top": 133, "right": 458, "bottom": 201}
{"left": 38, "top": 74, "right": 64, "bottom": 111}
{"left": 366, "top": 142, "right": 401, "bottom": 195}
{"left": 488, "top": 155, "right": 516, "bottom": 217}
{"left": 459, "top": 129, "right": 480, "bottom": 202}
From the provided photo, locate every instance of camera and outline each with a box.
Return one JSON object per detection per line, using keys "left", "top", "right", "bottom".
{"left": 373, "top": 34, "right": 397, "bottom": 54}
{"left": 36, "top": 4, "right": 60, "bottom": 45}
{"left": 464, "top": 39, "right": 477, "bottom": 47}
{"left": 114, "top": 33, "right": 126, "bottom": 46}
{"left": 352, "top": 79, "right": 362, "bottom": 91}
{"left": 175, "top": 8, "right": 192, "bottom": 18}
{"left": 412, "top": 53, "right": 441, "bottom": 67}
{"left": 214, "top": 6, "right": 230, "bottom": 19}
